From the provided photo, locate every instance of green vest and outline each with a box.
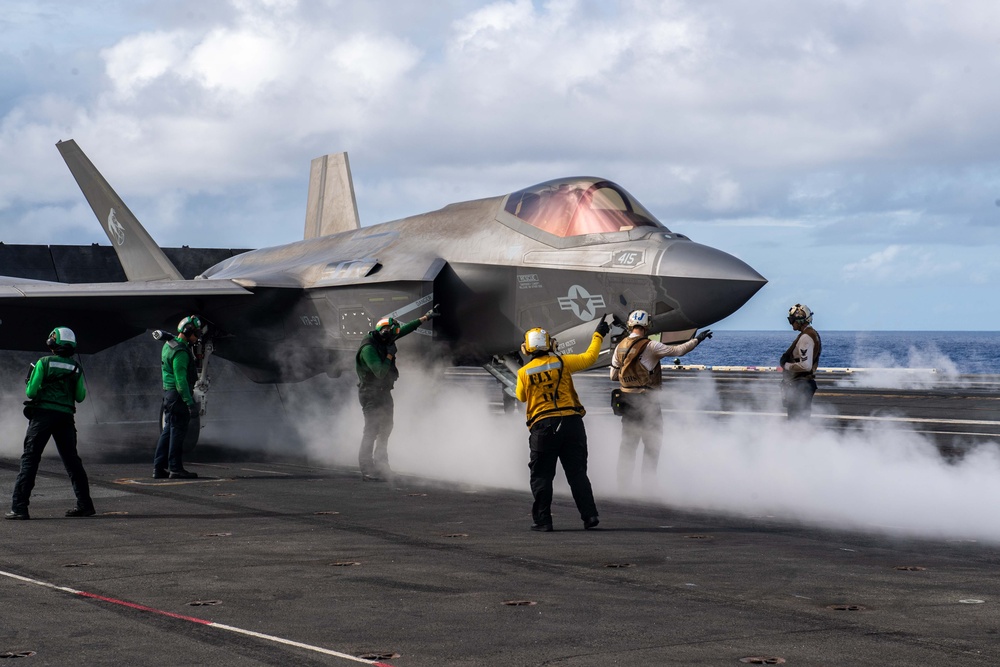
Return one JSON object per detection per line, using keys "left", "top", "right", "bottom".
{"left": 355, "top": 334, "right": 399, "bottom": 391}
{"left": 161, "top": 338, "right": 198, "bottom": 405}
{"left": 354, "top": 318, "right": 423, "bottom": 391}
{"left": 25, "top": 355, "right": 84, "bottom": 414}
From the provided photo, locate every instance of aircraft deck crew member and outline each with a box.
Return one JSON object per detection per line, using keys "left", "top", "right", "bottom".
{"left": 515, "top": 317, "right": 610, "bottom": 532}
{"left": 780, "top": 304, "right": 822, "bottom": 420}
{"left": 6, "top": 327, "right": 95, "bottom": 520}
{"left": 356, "top": 306, "right": 439, "bottom": 481}
{"left": 153, "top": 315, "right": 203, "bottom": 479}
{"left": 611, "top": 309, "right": 712, "bottom": 491}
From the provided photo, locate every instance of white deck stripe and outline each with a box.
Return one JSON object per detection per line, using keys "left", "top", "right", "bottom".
{"left": 662, "top": 408, "right": 1000, "bottom": 427}
{"left": 209, "top": 623, "right": 379, "bottom": 663}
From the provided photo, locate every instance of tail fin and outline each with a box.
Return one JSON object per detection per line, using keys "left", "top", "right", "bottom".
{"left": 56, "top": 139, "right": 183, "bottom": 281}
{"left": 303, "top": 151, "right": 361, "bottom": 239}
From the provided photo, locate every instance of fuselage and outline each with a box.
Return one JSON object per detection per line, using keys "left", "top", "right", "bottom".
{"left": 197, "top": 178, "right": 766, "bottom": 382}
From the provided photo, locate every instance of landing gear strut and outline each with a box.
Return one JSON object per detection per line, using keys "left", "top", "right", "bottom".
{"left": 484, "top": 353, "right": 522, "bottom": 415}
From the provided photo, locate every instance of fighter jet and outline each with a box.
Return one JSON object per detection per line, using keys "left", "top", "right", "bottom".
{"left": 0, "top": 140, "right": 765, "bottom": 418}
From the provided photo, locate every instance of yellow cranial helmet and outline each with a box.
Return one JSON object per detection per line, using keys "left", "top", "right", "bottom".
{"left": 521, "top": 327, "right": 553, "bottom": 355}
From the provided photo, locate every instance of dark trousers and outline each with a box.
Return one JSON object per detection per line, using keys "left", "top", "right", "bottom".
{"left": 617, "top": 391, "right": 663, "bottom": 490}
{"left": 358, "top": 389, "right": 394, "bottom": 475}
{"left": 783, "top": 378, "right": 818, "bottom": 420}
{"left": 11, "top": 409, "right": 93, "bottom": 513}
{"left": 527, "top": 415, "right": 598, "bottom": 527}
{"left": 154, "top": 389, "right": 190, "bottom": 472}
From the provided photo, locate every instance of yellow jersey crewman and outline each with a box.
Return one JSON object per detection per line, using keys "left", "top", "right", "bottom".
{"left": 515, "top": 315, "right": 610, "bottom": 532}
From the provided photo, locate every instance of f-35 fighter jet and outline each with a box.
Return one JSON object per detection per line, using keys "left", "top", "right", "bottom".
{"left": 0, "top": 140, "right": 766, "bottom": 411}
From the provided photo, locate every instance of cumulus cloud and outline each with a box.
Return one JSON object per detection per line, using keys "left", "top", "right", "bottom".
{"left": 2, "top": 0, "right": 1000, "bottom": 328}
{"left": 841, "top": 244, "right": 963, "bottom": 284}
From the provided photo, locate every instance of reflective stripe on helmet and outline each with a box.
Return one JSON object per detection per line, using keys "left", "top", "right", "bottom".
{"left": 48, "top": 327, "right": 77, "bottom": 348}
{"left": 523, "top": 327, "right": 552, "bottom": 354}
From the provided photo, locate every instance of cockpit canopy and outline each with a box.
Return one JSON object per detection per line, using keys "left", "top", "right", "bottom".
{"left": 503, "top": 178, "right": 668, "bottom": 238}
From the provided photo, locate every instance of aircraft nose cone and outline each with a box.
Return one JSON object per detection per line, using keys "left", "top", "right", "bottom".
{"left": 655, "top": 240, "right": 767, "bottom": 326}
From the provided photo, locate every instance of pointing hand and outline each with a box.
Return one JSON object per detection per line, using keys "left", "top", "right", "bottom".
{"left": 595, "top": 315, "right": 610, "bottom": 337}
{"left": 696, "top": 329, "right": 713, "bottom": 342}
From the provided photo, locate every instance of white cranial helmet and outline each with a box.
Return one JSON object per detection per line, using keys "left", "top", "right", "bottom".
{"left": 787, "top": 303, "right": 813, "bottom": 325}
{"left": 626, "top": 309, "right": 650, "bottom": 329}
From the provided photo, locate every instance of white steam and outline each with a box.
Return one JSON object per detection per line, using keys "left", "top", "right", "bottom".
{"left": 0, "top": 402, "right": 25, "bottom": 457}
{"left": 286, "top": 364, "right": 1000, "bottom": 544}
{"left": 290, "top": 364, "right": 528, "bottom": 489}
{"left": 839, "top": 342, "right": 963, "bottom": 389}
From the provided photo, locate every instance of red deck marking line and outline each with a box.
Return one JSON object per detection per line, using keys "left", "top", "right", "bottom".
{"left": 76, "top": 591, "right": 213, "bottom": 624}
{"left": 0, "top": 568, "right": 393, "bottom": 665}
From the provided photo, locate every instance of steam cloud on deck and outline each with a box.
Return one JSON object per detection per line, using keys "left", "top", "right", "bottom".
{"left": 286, "top": 356, "right": 1000, "bottom": 545}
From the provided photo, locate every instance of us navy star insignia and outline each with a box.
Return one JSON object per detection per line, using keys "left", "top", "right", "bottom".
{"left": 558, "top": 285, "right": 605, "bottom": 321}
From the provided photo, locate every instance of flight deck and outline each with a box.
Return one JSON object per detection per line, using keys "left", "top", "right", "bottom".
{"left": 2, "top": 243, "right": 999, "bottom": 664}
{"left": 2, "top": 370, "right": 1000, "bottom": 665}
{"left": 520, "top": 366, "right": 1000, "bottom": 452}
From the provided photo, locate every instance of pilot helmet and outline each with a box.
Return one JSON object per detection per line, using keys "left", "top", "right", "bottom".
{"left": 375, "top": 317, "right": 400, "bottom": 340}
{"left": 787, "top": 304, "right": 813, "bottom": 325}
{"left": 626, "top": 309, "right": 651, "bottom": 329}
{"left": 47, "top": 326, "right": 77, "bottom": 355}
{"left": 178, "top": 315, "right": 204, "bottom": 338}
{"left": 521, "top": 327, "right": 553, "bottom": 356}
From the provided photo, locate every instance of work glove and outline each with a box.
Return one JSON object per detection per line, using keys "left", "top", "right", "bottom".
{"left": 779, "top": 351, "right": 791, "bottom": 365}
{"left": 386, "top": 343, "right": 397, "bottom": 358}
{"left": 696, "top": 329, "right": 713, "bottom": 342}
{"left": 422, "top": 304, "right": 440, "bottom": 320}
{"left": 188, "top": 404, "right": 199, "bottom": 418}
{"left": 595, "top": 316, "right": 610, "bottom": 337}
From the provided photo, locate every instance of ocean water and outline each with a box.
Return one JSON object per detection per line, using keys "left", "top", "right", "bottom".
{"left": 673, "top": 331, "right": 1000, "bottom": 375}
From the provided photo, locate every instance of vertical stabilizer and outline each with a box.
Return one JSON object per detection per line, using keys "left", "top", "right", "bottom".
{"left": 56, "top": 140, "right": 183, "bottom": 282}
{"left": 304, "top": 152, "right": 361, "bottom": 239}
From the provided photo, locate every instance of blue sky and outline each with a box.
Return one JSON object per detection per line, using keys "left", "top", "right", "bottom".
{"left": 2, "top": 0, "right": 999, "bottom": 330}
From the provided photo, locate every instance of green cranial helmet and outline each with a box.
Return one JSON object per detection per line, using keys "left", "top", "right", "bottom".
{"left": 47, "top": 326, "right": 77, "bottom": 350}
{"left": 375, "top": 317, "right": 400, "bottom": 337}
{"left": 178, "top": 315, "right": 204, "bottom": 337}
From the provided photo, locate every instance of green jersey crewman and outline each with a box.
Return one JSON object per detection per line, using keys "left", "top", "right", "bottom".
{"left": 355, "top": 305, "right": 439, "bottom": 481}
{"left": 153, "top": 315, "right": 203, "bottom": 479}
{"left": 7, "top": 327, "right": 95, "bottom": 520}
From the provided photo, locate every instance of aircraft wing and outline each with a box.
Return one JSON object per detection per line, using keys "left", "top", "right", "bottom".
{"left": 0, "top": 140, "right": 259, "bottom": 354}
{"left": 0, "top": 277, "right": 252, "bottom": 353}
{"left": 0, "top": 278, "right": 251, "bottom": 299}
